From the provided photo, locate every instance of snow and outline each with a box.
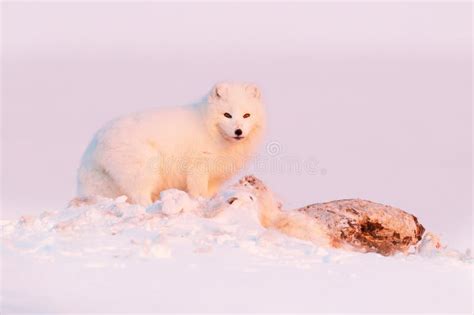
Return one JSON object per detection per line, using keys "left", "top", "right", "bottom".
{"left": 1, "top": 184, "right": 472, "bottom": 313}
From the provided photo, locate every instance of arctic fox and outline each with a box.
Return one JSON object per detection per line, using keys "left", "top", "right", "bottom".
{"left": 77, "top": 83, "right": 266, "bottom": 206}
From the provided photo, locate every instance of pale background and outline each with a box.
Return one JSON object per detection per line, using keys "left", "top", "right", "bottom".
{"left": 1, "top": 2, "right": 472, "bottom": 249}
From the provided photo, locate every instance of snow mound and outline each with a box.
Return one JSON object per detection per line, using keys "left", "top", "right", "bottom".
{"left": 0, "top": 187, "right": 315, "bottom": 265}
{"left": 146, "top": 188, "right": 198, "bottom": 215}
{"left": 1, "top": 186, "right": 471, "bottom": 268}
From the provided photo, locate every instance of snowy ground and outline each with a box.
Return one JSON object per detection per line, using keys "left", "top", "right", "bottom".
{"left": 1, "top": 185, "right": 472, "bottom": 313}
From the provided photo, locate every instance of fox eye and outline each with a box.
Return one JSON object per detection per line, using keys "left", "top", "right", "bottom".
{"left": 224, "top": 113, "right": 232, "bottom": 119}
{"left": 243, "top": 113, "right": 251, "bottom": 118}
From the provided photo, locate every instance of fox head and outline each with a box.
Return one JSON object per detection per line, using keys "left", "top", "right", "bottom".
{"left": 206, "top": 82, "right": 266, "bottom": 143}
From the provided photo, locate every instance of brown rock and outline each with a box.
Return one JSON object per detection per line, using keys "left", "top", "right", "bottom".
{"left": 298, "top": 199, "right": 425, "bottom": 256}
{"left": 238, "top": 175, "right": 426, "bottom": 256}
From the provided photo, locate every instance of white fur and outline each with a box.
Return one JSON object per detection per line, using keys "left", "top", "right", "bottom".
{"left": 77, "top": 83, "right": 266, "bottom": 206}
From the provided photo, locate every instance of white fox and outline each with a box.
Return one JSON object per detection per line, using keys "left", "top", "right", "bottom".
{"left": 77, "top": 83, "right": 266, "bottom": 206}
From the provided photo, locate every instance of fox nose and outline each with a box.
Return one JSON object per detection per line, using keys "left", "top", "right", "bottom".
{"left": 234, "top": 129, "right": 243, "bottom": 136}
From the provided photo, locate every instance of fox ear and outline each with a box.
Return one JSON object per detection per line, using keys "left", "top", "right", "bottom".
{"left": 246, "top": 84, "right": 261, "bottom": 99}
{"left": 210, "top": 83, "right": 228, "bottom": 99}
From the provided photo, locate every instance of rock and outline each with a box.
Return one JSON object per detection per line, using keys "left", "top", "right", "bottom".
{"left": 238, "top": 175, "right": 426, "bottom": 256}
{"left": 298, "top": 199, "right": 425, "bottom": 256}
